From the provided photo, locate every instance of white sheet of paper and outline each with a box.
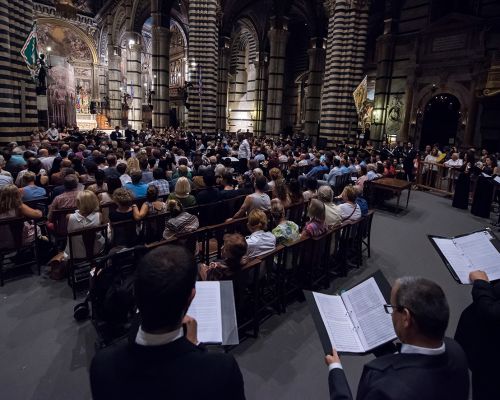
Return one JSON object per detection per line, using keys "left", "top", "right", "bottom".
{"left": 342, "top": 277, "right": 396, "bottom": 351}
{"left": 187, "top": 281, "right": 223, "bottom": 344}
{"left": 313, "top": 292, "right": 364, "bottom": 353}
{"left": 454, "top": 231, "right": 500, "bottom": 282}
{"left": 494, "top": 176, "right": 500, "bottom": 184}
{"left": 433, "top": 238, "right": 472, "bottom": 284}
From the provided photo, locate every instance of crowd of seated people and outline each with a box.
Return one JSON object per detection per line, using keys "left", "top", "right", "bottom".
{"left": 1, "top": 128, "right": 497, "bottom": 399}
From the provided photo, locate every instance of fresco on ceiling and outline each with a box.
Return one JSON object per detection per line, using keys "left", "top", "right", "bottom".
{"left": 37, "top": 22, "right": 92, "bottom": 62}
{"left": 48, "top": 0, "right": 94, "bottom": 14}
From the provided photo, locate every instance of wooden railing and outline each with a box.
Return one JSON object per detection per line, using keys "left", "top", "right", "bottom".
{"left": 416, "top": 160, "right": 461, "bottom": 196}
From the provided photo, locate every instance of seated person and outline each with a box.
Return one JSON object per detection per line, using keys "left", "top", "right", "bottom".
{"left": 354, "top": 186, "right": 368, "bottom": 217}
{"left": 21, "top": 172, "right": 46, "bottom": 201}
{"left": 0, "top": 184, "right": 42, "bottom": 248}
{"left": 272, "top": 179, "right": 291, "bottom": 208}
{"left": 109, "top": 188, "right": 141, "bottom": 222}
{"left": 199, "top": 233, "right": 248, "bottom": 281}
{"left": 301, "top": 199, "right": 328, "bottom": 239}
{"left": 326, "top": 277, "right": 469, "bottom": 400}
{"left": 87, "top": 169, "right": 108, "bottom": 195}
{"left": 168, "top": 177, "right": 197, "bottom": 208}
{"left": 196, "top": 170, "right": 220, "bottom": 205}
{"left": 232, "top": 176, "right": 271, "bottom": 219}
{"left": 125, "top": 170, "right": 148, "bottom": 199}
{"left": 455, "top": 270, "right": 500, "bottom": 400}
{"left": 148, "top": 168, "right": 170, "bottom": 197}
{"left": 163, "top": 199, "right": 199, "bottom": 240}
{"left": 270, "top": 199, "right": 300, "bottom": 245}
{"left": 64, "top": 190, "right": 104, "bottom": 259}
{"left": 48, "top": 175, "right": 80, "bottom": 223}
{"left": 317, "top": 186, "right": 342, "bottom": 228}
{"left": 336, "top": 185, "right": 362, "bottom": 222}
{"left": 137, "top": 185, "right": 167, "bottom": 219}
{"left": 245, "top": 209, "right": 276, "bottom": 258}
{"left": 219, "top": 172, "right": 243, "bottom": 200}
{"left": 90, "top": 245, "right": 245, "bottom": 400}
{"left": 303, "top": 177, "right": 318, "bottom": 202}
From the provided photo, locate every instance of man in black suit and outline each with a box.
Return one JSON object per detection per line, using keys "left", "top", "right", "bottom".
{"left": 110, "top": 126, "right": 122, "bottom": 142}
{"left": 325, "top": 277, "right": 469, "bottom": 400}
{"left": 455, "top": 270, "right": 500, "bottom": 400}
{"left": 90, "top": 245, "right": 246, "bottom": 400}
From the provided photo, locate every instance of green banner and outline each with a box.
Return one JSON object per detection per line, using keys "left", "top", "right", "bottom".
{"left": 21, "top": 23, "right": 39, "bottom": 73}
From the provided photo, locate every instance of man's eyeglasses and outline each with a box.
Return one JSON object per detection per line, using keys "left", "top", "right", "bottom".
{"left": 384, "top": 304, "right": 402, "bottom": 314}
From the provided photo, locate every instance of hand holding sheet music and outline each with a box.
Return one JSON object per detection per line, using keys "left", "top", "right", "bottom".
{"left": 308, "top": 274, "right": 396, "bottom": 354}
{"left": 430, "top": 230, "right": 500, "bottom": 284}
{"left": 187, "top": 281, "right": 223, "bottom": 344}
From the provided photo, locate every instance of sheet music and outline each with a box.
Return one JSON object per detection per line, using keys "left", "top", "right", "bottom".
{"left": 494, "top": 176, "right": 500, "bottom": 184}
{"left": 342, "top": 277, "right": 396, "bottom": 351}
{"left": 433, "top": 238, "right": 472, "bottom": 284}
{"left": 187, "top": 281, "right": 223, "bottom": 344}
{"left": 312, "top": 292, "right": 364, "bottom": 353}
{"left": 454, "top": 231, "right": 500, "bottom": 282}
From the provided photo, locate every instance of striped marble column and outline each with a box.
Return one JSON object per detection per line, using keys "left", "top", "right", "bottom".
{"left": 304, "top": 37, "right": 326, "bottom": 138}
{"left": 126, "top": 35, "right": 143, "bottom": 130}
{"left": 253, "top": 53, "right": 268, "bottom": 136}
{"left": 0, "top": 0, "right": 37, "bottom": 142}
{"left": 265, "top": 18, "right": 289, "bottom": 137}
{"left": 320, "top": 0, "right": 369, "bottom": 146}
{"left": 216, "top": 36, "right": 231, "bottom": 131}
{"left": 107, "top": 48, "right": 122, "bottom": 128}
{"left": 151, "top": 1, "right": 171, "bottom": 130}
{"left": 187, "top": 0, "right": 219, "bottom": 133}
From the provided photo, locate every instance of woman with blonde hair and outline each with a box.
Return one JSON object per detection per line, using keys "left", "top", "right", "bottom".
{"left": 163, "top": 199, "right": 199, "bottom": 239}
{"left": 301, "top": 198, "right": 328, "bottom": 239}
{"left": 271, "top": 198, "right": 299, "bottom": 245}
{"left": 338, "top": 185, "right": 362, "bottom": 222}
{"left": 167, "top": 177, "right": 197, "bottom": 208}
{"left": 246, "top": 209, "right": 276, "bottom": 258}
{"left": 268, "top": 167, "right": 282, "bottom": 189}
{"left": 0, "top": 184, "right": 42, "bottom": 247}
{"left": 65, "top": 190, "right": 105, "bottom": 259}
{"left": 126, "top": 157, "right": 140, "bottom": 175}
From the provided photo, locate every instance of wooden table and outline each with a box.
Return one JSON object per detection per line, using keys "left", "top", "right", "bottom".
{"left": 371, "top": 178, "right": 412, "bottom": 210}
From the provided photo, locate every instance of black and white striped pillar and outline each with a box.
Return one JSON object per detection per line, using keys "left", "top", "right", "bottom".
{"left": 187, "top": 0, "right": 219, "bottom": 133}
{"left": 304, "top": 37, "right": 326, "bottom": 138}
{"left": 107, "top": 47, "right": 122, "bottom": 128}
{"left": 253, "top": 53, "right": 268, "bottom": 137}
{"left": 320, "top": 0, "right": 369, "bottom": 146}
{"left": 151, "top": 0, "right": 171, "bottom": 130}
{"left": 0, "top": 0, "right": 37, "bottom": 142}
{"left": 265, "top": 17, "right": 289, "bottom": 137}
{"left": 216, "top": 36, "right": 231, "bottom": 131}
{"left": 126, "top": 33, "right": 143, "bottom": 130}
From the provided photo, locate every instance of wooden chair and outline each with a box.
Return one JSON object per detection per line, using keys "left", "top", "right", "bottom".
{"left": 67, "top": 224, "right": 109, "bottom": 299}
{"left": 257, "top": 245, "right": 286, "bottom": 315}
{"left": 141, "top": 212, "right": 168, "bottom": 244}
{"left": 285, "top": 201, "right": 308, "bottom": 229}
{"left": 24, "top": 197, "right": 49, "bottom": 215}
{"left": 200, "top": 217, "right": 249, "bottom": 262}
{"left": 109, "top": 219, "right": 140, "bottom": 248}
{"left": 301, "top": 229, "right": 334, "bottom": 290}
{"left": 361, "top": 210, "right": 375, "bottom": 258}
{"left": 0, "top": 216, "right": 39, "bottom": 286}
{"left": 50, "top": 207, "right": 77, "bottom": 248}
{"left": 281, "top": 236, "right": 311, "bottom": 311}
{"left": 233, "top": 257, "right": 263, "bottom": 338}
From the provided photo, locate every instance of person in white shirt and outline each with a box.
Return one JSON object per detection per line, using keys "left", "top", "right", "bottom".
{"left": 337, "top": 185, "right": 362, "bottom": 222}
{"left": 237, "top": 133, "right": 251, "bottom": 172}
{"left": 46, "top": 123, "right": 60, "bottom": 141}
{"left": 245, "top": 209, "right": 276, "bottom": 259}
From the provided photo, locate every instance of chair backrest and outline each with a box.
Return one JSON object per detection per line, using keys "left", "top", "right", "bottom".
{"left": 24, "top": 197, "right": 49, "bottom": 214}
{"left": 0, "top": 216, "right": 28, "bottom": 250}
{"left": 52, "top": 208, "right": 77, "bottom": 237}
{"left": 204, "top": 217, "right": 249, "bottom": 260}
{"left": 196, "top": 201, "right": 224, "bottom": 227}
{"left": 258, "top": 244, "right": 285, "bottom": 275}
{"left": 142, "top": 211, "right": 168, "bottom": 244}
{"left": 67, "top": 224, "right": 108, "bottom": 261}
{"left": 233, "top": 257, "right": 262, "bottom": 307}
{"left": 100, "top": 202, "right": 117, "bottom": 224}
{"left": 285, "top": 201, "right": 307, "bottom": 228}
{"left": 110, "top": 219, "right": 139, "bottom": 248}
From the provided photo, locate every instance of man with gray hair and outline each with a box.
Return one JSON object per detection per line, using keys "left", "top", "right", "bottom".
{"left": 325, "top": 277, "right": 469, "bottom": 400}
{"left": 317, "top": 186, "right": 342, "bottom": 228}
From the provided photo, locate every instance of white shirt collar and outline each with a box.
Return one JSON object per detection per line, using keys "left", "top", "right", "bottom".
{"left": 400, "top": 342, "right": 446, "bottom": 356}
{"left": 135, "top": 326, "right": 183, "bottom": 346}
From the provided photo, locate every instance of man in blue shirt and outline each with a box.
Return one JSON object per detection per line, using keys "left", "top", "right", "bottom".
{"left": 318, "top": 158, "right": 342, "bottom": 187}
{"left": 125, "top": 170, "right": 148, "bottom": 198}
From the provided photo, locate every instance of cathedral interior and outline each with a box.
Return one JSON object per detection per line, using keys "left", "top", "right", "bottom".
{"left": 1, "top": 0, "right": 499, "bottom": 149}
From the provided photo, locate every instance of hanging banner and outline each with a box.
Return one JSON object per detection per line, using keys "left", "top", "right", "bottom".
{"left": 21, "top": 23, "right": 39, "bottom": 79}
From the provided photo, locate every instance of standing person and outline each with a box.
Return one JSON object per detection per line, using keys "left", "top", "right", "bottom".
{"left": 90, "top": 245, "right": 246, "bottom": 400}
{"left": 326, "top": 277, "right": 469, "bottom": 400}
{"left": 237, "top": 132, "right": 251, "bottom": 173}
{"left": 455, "top": 270, "right": 500, "bottom": 400}
{"left": 452, "top": 150, "right": 475, "bottom": 210}
{"left": 403, "top": 142, "right": 417, "bottom": 182}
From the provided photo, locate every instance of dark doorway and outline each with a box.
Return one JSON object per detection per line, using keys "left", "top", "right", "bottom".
{"left": 420, "top": 94, "right": 460, "bottom": 149}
